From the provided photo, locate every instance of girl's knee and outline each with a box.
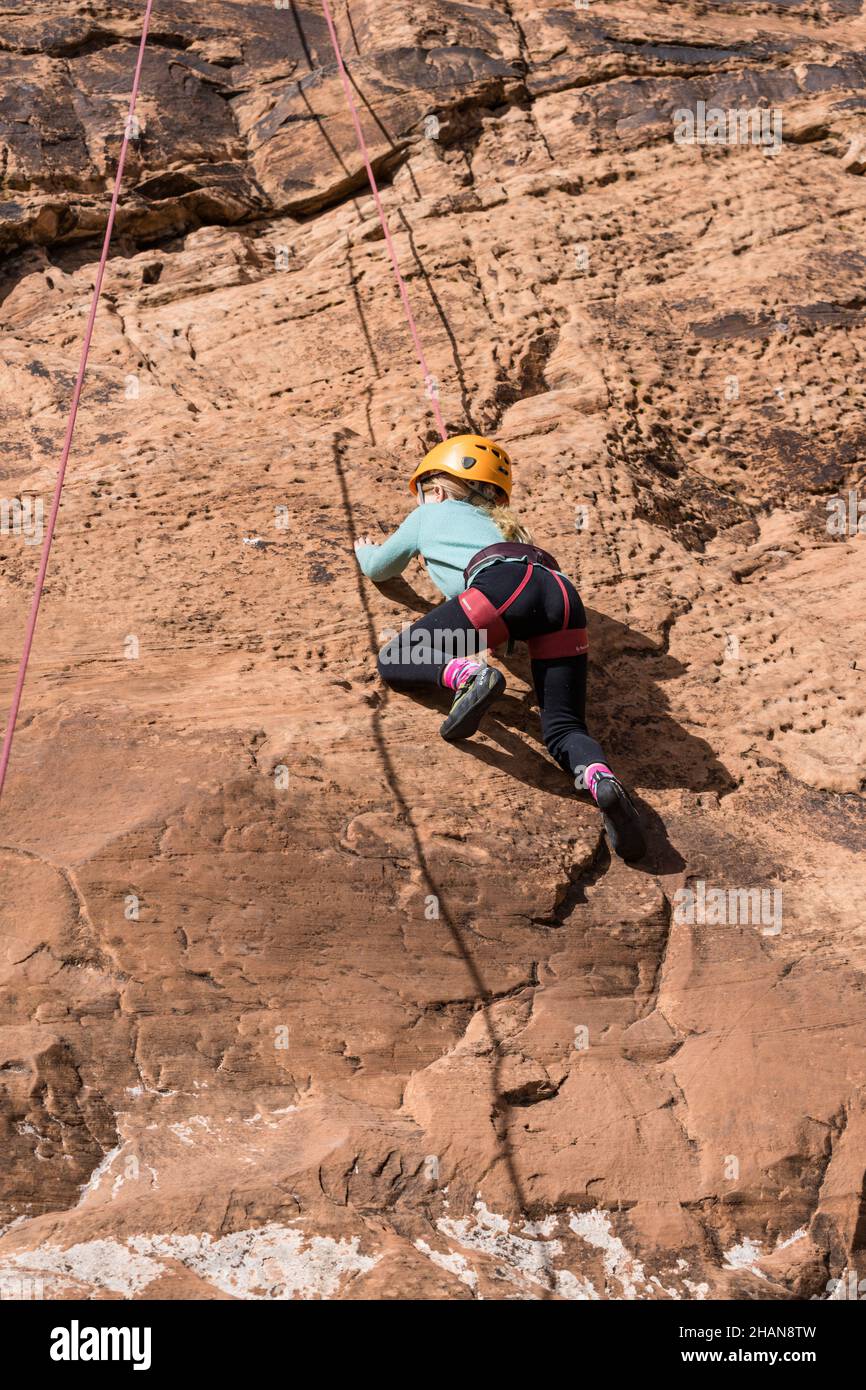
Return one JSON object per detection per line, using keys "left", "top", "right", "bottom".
{"left": 377, "top": 636, "right": 402, "bottom": 685}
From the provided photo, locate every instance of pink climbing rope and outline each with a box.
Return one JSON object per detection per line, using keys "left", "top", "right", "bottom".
{"left": 320, "top": 0, "right": 448, "bottom": 442}
{"left": 0, "top": 0, "right": 155, "bottom": 803}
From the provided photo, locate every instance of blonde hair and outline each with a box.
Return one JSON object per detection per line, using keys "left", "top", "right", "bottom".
{"left": 426, "top": 473, "right": 532, "bottom": 542}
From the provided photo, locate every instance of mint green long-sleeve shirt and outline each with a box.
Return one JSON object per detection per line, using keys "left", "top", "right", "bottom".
{"left": 355, "top": 499, "right": 505, "bottom": 600}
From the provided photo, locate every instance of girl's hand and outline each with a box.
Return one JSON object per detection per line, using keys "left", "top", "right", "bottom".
{"left": 354, "top": 535, "right": 375, "bottom": 551}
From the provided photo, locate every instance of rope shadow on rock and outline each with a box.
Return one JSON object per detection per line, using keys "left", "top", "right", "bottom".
{"left": 333, "top": 436, "right": 558, "bottom": 1288}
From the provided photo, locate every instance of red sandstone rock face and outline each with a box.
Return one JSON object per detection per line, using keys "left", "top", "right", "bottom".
{"left": 0, "top": 0, "right": 864, "bottom": 1300}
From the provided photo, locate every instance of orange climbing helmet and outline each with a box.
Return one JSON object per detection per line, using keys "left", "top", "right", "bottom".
{"left": 409, "top": 434, "right": 513, "bottom": 501}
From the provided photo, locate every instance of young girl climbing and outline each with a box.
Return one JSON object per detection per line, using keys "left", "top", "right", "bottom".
{"left": 353, "top": 434, "right": 646, "bottom": 862}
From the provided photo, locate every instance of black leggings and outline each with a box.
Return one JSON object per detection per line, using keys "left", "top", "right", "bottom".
{"left": 376, "top": 562, "right": 606, "bottom": 779}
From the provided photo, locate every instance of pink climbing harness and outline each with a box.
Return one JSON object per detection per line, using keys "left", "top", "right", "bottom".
{"left": 458, "top": 559, "right": 589, "bottom": 660}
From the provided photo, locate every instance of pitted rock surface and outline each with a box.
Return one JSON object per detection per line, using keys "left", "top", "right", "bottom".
{"left": 0, "top": 1, "right": 864, "bottom": 1300}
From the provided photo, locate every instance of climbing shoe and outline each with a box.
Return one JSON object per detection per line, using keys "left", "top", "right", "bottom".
{"left": 440, "top": 665, "right": 506, "bottom": 742}
{"left": 584, "top": 772, "right": 647, "bottom": 863}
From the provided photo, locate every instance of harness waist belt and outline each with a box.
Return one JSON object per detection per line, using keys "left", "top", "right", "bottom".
{"left": 463, "top": 541, "right": 560, "bottom": 585}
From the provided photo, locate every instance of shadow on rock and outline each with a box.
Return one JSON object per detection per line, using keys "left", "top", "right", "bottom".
{"left": 583, "top": 607, "right": 735, "bottom": 798}
{"left": 382, "top": 601, "right": 724, "bottom": 877}
{"left": 395, "top": 606, "right": 732, "bottom": 801}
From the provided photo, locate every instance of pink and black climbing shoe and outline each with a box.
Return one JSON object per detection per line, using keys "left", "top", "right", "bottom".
{"left": 440, "top": 665, "right": 506, "bottom": 742}
{"left": 580, "top": 763, "right": 646, "bottom": 863}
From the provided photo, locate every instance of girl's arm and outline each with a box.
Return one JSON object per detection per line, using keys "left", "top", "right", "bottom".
{"left": 354, "top": 509, "right": 422, "bottom": 582}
